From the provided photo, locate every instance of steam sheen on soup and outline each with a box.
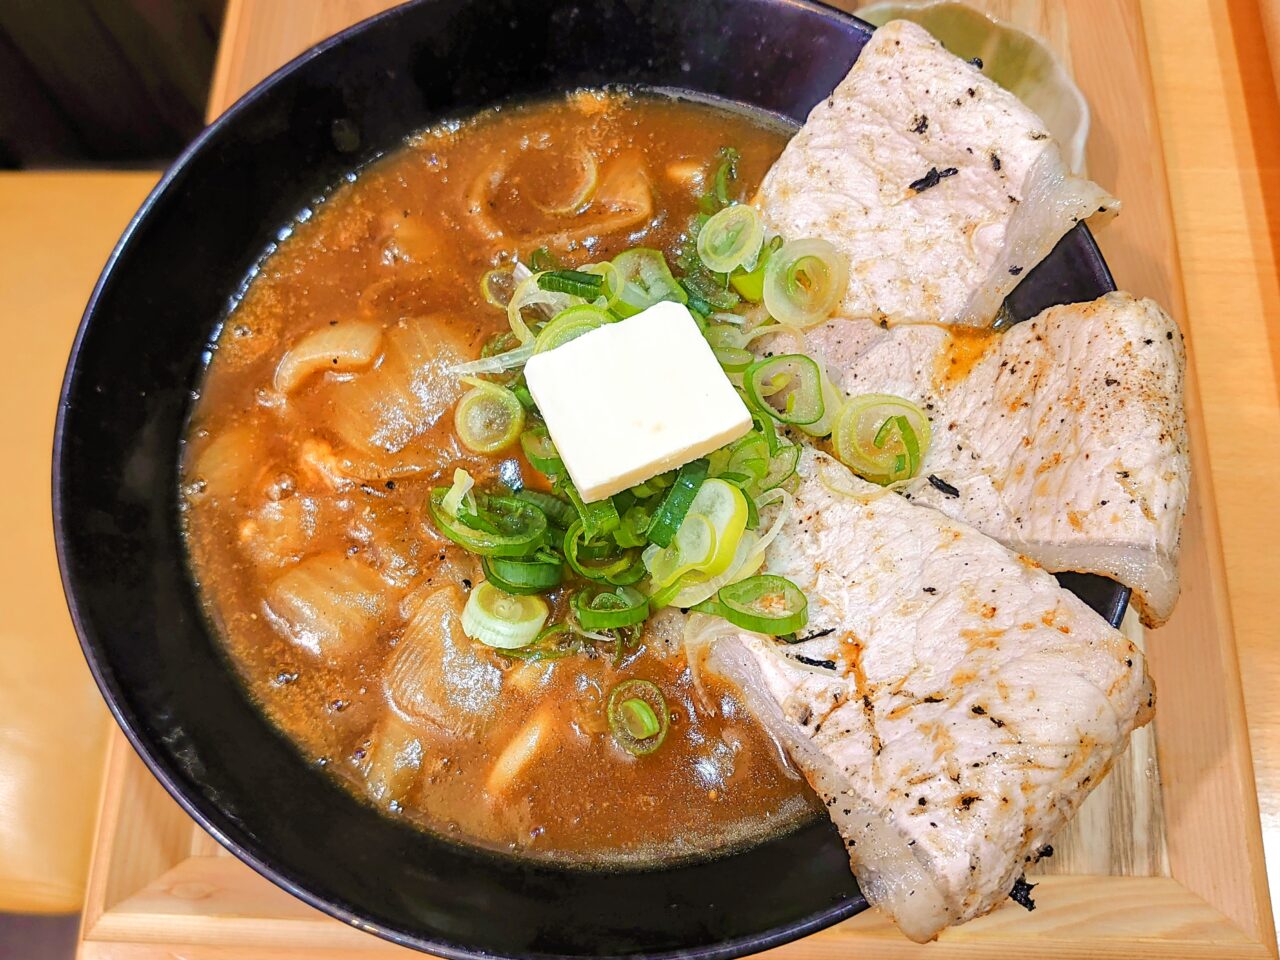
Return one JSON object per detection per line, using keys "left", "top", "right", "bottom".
{"left": 181, "top": 91, "right": 819, "bottom": 865}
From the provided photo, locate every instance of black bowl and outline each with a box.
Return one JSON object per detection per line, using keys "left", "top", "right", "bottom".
{"left": 54, "top": 1, "right": 1127, "bottom": 957}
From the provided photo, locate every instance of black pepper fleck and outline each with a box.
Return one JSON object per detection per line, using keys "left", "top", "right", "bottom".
{"left": 1009, "top": 876, "right": 1037, "bottom": 911}
{"left": 928, "top": 475, "right": 960, "bottom": 497}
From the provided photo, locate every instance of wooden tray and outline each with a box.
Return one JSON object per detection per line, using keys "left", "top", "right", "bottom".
{"left": 76, "top": 1, "right": 1277, "bottom": 958}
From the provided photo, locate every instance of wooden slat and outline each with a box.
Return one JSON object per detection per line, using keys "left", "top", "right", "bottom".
{"left": 1144, "top": 0, "right": 1280, "bottom": 938}
{"left": 206, "top": 0, "right": 397, "bottom": 123}
{"left": 83, "top": 854, "right": 1266, "bottom": 960}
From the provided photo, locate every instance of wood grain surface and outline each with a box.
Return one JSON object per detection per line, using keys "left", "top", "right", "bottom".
{"left": 62, "top": 0, "right": 1280, "bottom": 956}
{"left": 0, "top": 172, "right": 156, "bottom": 913}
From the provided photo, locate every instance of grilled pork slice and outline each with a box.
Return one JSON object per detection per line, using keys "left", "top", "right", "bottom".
{"left": 755, "top": 19, "right": 1116, "bottom": 326}
{"left": 708, "top": 449, "right": 1153, "bottom": 941}
{"left": 807, "top": 291, "right": 1189, "bottom": 626}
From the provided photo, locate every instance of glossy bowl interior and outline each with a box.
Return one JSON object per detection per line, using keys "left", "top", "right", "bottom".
{"left": 54, "top": 1, "right": 1126, "bottom": 957}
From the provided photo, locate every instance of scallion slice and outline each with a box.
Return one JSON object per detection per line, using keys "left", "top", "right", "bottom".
{"left": 730, "top": 236, "right": 781, "bottom": 302}
{"left": 744, "top": 354, "right": 825, "bottom": 426}
{"left": 561, "top": 480, "right": 620, "bottom": 540}
{"left": 573, "top": 585, "right": 650, "bottom": 631}
{"left": 454, "top": 379, "right": 525, "bottom": 454}
{"left": 440, "top": 467, "right": 476, "bottom": 518}
{"left": 610, "top": 249, "right": 689, "bottom": 318}
{"left": 538, "top": 269, "right": 606, "bottom": 299}
{"left": 698, "top": 146, "right": 741, "bottom": 214}
{"left": 427, "top": 489, "right": 547, "bottom": 557}
{"left": 614, "top": 504, "right": 654, "bottom": 548}
{"left": 606, "top": 679, "right": 669, "bottom": 755}
{"left": 759, "top": 440, "right": 800, "bottom": 492}
{"left": 481, "top": 554, "right": 563, "bottom": 595}
{"left": 533, "top": 304, "right": 610, "bottom": 354}
{"left": 513, "top": 489, "right": 576, "bottom": 528}
{"left": 564, "top": 521, "right": 639, "bottom": 583}
{"left": 507, "top": 272, "right": 580, "bottom": 343}
{"left": 704, "top": 323, "right": 754, "bottom": 372}
{"left": 697, "top": 203, "right": 765, "bottom": 275}
{"left": 685, "top": 478, "right": 749, "bottom": 578}
{"left": 480, "top": 265, "right": 518, "bottom": 310}
{"left": 643, "top": 512, "right": 715, "bottom": 588}
{"left": 520, "top": 425, "right": 564, "bottom": 476}
{"left": 500, "top": 623, "right": 581, "bottom": 662}
{"left": 695, "top": 574, "right": 808, "bottom": 635}
{"left": 763, "top": 238, "right": 849, "bottom": 327}
{"left": 679, "top": 267, "right": 740, "bottom": 311}
{"left": 832, "top": 393, "right": 932, "bottom": 485}
{"left": 528, "top": 247, "right": 562, "bottom": 272}
{"left": 646, "top": 458, "right": 710, "bottom": 547}
{"left": 461, "top": 581, "right": 548, "bottom": 649}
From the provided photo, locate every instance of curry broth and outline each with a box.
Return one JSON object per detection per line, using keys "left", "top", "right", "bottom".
{"left": 181, "top": 91, "right": 817, "bottom": 864}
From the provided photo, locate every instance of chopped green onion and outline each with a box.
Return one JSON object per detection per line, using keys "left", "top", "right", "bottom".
{"left": 533, "top": 304, "right": 610, "bottom": 354}
{"left": 662, "top": 485, "right": 792, "bottom": 609}
{"left": 461, "top": 581, "right": 549, "bottom": 648}
{"left": 520, "top": 425, "right": 564, "bottom": 476}
{"left": 609, "top": 249, "right": 688, "bottom": 318}
{"left": 500, "top": 622, "right": 581, "bottom": 662}
{"left": 744, "top": 354, "right": 825, "bottom": 426}
{"left": 628, "top": 471, "right": 674, "bottom": 499}
{"left": 513, "top": 488, "right": 576, "bottom": 528}
{"left": 763, "top": 238, "right": 849, "bottom": 327}
{"left": 606, "top": 679, "right": 669, "bottom": 755}
{"left": 730, "top": 236, "right": 781, "bottom": 302}
{"left": 695, "top": 574, "right": 808, "bottom": 635}
{"left": 564, "top": 521, "right": 639, "bottom": 583}
{"left": 646, "top": 458, "right": 710, "bottom": 547}
{"left": 512, "top": 383, "right": 535, "bottom": 409}
{"left": 792, "top": 367, "right": 843, "bottom": 439}
{"left": 679, "top": 267, "right": 740, "bottom": 311}
{"left": 832, "top": 393, "right": 932, "bottom": 485}
{"left": 643, "top": 477, "right": 748, "bottom": 589}
{"left": 698, "top": 146, "right": 741, "bottom": 214}
{"left": 480, "top": 266, "right": 518, "bottom": 310}
{"left": 454, "top": 379, "right": 525, "bottom": 454}
{"left": 427, "top": 489, "right": 548, "bottom": 557}
{"left": 538, "top": 269, "right": 606, "bottom": 298}
{"left": 481, "top": 554, "right": 563, "bottom": 595}
{"left": 560, "top": 479, "right": 620, "bottom": 539}
{"left": 440, "top": 468, "right": 476, "bottom": 519}
{"left": 759, "top": 440, "right": 800, "bottom": 492}
{"left": 507, "top": 272, "right": 580, "bottom": 343}
{"left": 704, "top": 323, "right": 754, "bottom": 372}
{"left": 685, "top": 478, "right": 749, "bottom": 578}
{"left": 573, "top": 585, "right": 649, "bottom": 631}
{"left": 614, "top": 504, "right": 654, "bottom": 548}
{"left": 643, "top": 512, "right": 716, "bottom": 588}
{"left": 697, "top": 204, "right": 765, "bottom": 275}
{"left": 619, "top": 698, "right": 660, "bottom": 737}
{"left": 528, "top": 246, "right": 562, "bottom": 272}
{"left": 716, "top": 431, "right": 769, "bottom": 482}
{"left": 580, "top": 260, "right": 625, "bottom": 314}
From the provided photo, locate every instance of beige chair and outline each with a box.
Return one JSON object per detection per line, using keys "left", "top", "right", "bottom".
{"left": 0, "top": 172, "right": 156, "bottom": 914}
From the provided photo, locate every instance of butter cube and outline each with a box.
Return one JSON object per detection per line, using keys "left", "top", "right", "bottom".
{"left": 523, "top": 301, "right": 752, "bottom": 502}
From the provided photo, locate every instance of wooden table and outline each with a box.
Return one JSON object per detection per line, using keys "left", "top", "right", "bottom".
{"left": 32, "top": 0, "right": 1277, "bottom": 956}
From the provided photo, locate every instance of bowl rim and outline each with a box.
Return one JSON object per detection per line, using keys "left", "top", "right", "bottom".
{"left": 52, "top": 1, "right": 880, "bottom": 958}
